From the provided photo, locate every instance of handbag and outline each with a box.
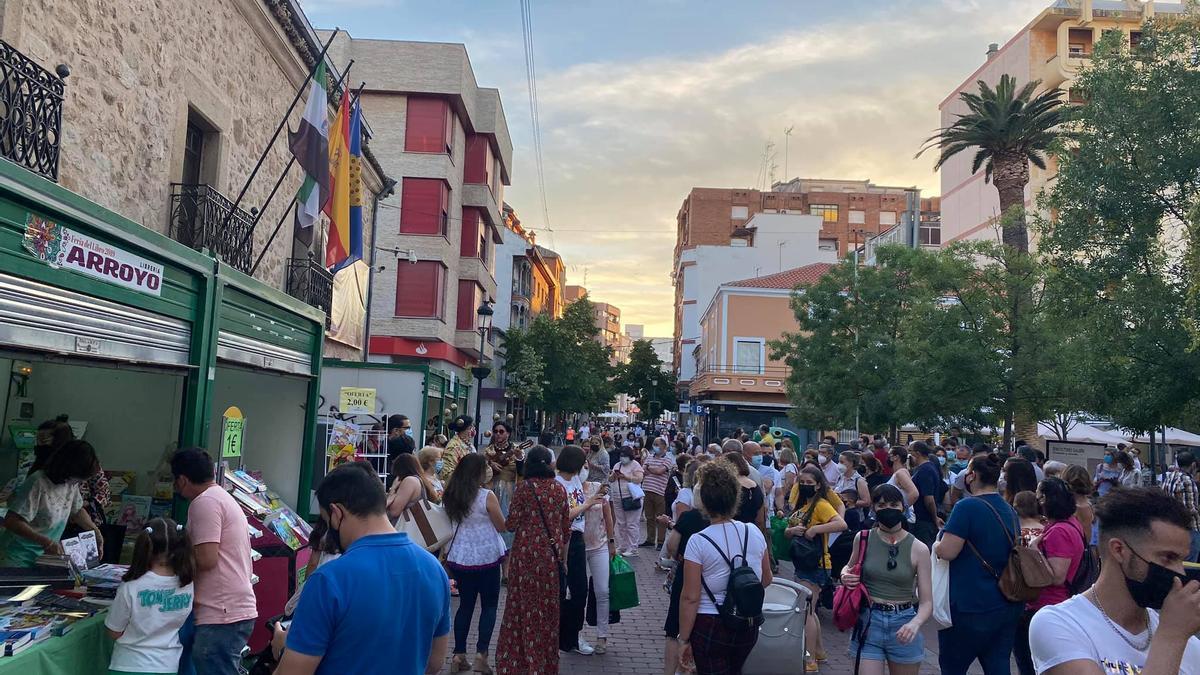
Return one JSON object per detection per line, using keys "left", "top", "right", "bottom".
{"left": 788, "top": 499, "right": 823, "bottom": 570}
{"left": 609, "top": 553, "right": 640, "bottom": 611}
{"left": 529, "top": 480, "right": 568, "bottom": 598}
{"left": 399, "top": 498, "right": 454, "bottom": 551}
{"left": 618, "top": 476, "right": 642, "bottom": 512}
{"left": 931, "top": 533, "right": 952, "bottom": 628}
{"left": 832, "top": 531, "right": 871, "bottom": 632}
{"left": 965, "top": 497, "right": 1055, "bottom": 603}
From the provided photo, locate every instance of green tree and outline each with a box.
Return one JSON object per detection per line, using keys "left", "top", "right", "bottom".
{"left": 919, "top": 74, "right": 1065, "bottom": 253}
{"left": 616, "top": 340, "right": 678, "bottom": 421}
{"left": 519, "top": 299, "right": 616, "bottom": 419}
{"left": 500, "top": 329, "right": 545, "bottom": 406}
{"left": 1038, "top": 19, "right": 1200, "bottom": 437}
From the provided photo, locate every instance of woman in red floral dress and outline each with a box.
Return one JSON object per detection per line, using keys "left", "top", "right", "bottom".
{"left": 496, "top": 446, "right": 570, "bottom": 675}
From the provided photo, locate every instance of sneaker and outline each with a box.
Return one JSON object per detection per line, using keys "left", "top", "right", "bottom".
{"left": 623, "top": 548, "right": 639, "bottom": 557}
{"left": 574, "top": 638, "right": 595, "bottom": 655}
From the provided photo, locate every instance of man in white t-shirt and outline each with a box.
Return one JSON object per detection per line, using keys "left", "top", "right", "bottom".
{"left": 1030, "top": 486, "right": 1200, "bottom": 674}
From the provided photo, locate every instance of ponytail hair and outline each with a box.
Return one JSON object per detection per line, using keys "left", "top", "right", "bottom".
{"left": 124, "top": 517, "right": 196, "bottom": 587}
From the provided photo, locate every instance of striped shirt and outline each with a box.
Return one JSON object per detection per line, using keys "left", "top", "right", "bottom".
{"left": 642, "top": 456, "right": 674, "bottom": 495}
{"left": 1163, "top": 468, "right": 1200, "bottom": 532}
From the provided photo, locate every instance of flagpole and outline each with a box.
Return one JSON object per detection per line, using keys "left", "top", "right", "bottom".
{"left": 237, "top": 63, "right": 356, "bottom": 265}
{"left": 249, "top": 193, "right": 299, "bottom": 276}
{"left": 219, "top": 28, "right": 340, "bottom": 240}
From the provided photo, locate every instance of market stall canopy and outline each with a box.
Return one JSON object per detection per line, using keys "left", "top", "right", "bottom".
{"left": 1127, "top": 426, "right": 1200, "bottom": 446}
{"left": 598, "top": 412, "right": 627, "bottom": 418}
{"left": 1037, "top": 421, "right": 1128, "bottom": 446}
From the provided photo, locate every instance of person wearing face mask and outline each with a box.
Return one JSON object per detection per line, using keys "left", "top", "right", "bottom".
{"left": 819, "top": 443, "right": 842, "bottom": 486}
{"left": 1011, "top": 477, "right": 1084, "bottom": 675}
{"left": 1030, "top": 487, "right": 1200, "bottom": 674}
{"left": 833, "top": 450, "right": 871, "bottom": 510}
{"left": 276, "top": 461, "right": 451, "bottom": 675}
{"left": 417, "top": 446, "right": 446, "bottom": 503}
{"left": 641, "top": 439, "right": 675, "bottom": 550}
{"left": 933, "top": 454, "right": 1022, "bottom": 675}
{"left": 555, "top": 446, "right": 606, "bottom": 656}
{"left": 786, "top": 464, "right": 847, "bottom": 672}
{"left": 609, "top": 446, "right": 646, "bottom": 556}
{"left": 839, "top": 484, "right": 934, "bottom": 673}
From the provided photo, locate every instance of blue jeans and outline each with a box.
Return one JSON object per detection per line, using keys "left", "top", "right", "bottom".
{"left": 937, "top": 605, "right": 1021, "bottom": 675}
{"left": 192, "top": 619, "right": 254, "bottom": 675}
{"left": 850, "top": 605, "right": 925, "bottom": 664}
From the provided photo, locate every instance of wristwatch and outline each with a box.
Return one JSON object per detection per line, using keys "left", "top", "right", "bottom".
{"left": 608, "top": 538, "right": 616, "bottom": 544}
{"left": 676, "top": 636, "right": 690, "bottom": 645}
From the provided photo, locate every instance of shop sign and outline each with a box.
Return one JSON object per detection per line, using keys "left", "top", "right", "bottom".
{"left": 221, "top": 406, "right": 245, "bottom": 459}
{"left": 22, "top": 214, "right": 164, "bottom": 296}
{"left": 339, "top": 387, "right": 376, "bottom": 414}
{"left": 678, "top": 403, "right": 690, "bottom": 414}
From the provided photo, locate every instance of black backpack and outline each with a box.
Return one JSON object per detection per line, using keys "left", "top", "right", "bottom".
{"left": 698, "top": 524, "right": 765, "bottom": 629}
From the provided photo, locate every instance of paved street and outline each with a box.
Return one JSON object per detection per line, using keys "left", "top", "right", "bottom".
{"left": 444, "top": 522, "right": 987, "bottom": 674}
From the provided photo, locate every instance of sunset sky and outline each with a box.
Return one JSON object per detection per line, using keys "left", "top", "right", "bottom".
{"left": 302, "top": 0, "right": 1053, "bottom": 336}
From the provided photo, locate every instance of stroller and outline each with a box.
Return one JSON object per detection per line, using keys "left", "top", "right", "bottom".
{"left": 742, "top": 578, "right": 811, "bottom": 674}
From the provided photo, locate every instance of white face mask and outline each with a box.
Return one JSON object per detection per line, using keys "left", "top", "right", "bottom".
{"left": 818, "top": 454, "right": 830, "bottom": 465}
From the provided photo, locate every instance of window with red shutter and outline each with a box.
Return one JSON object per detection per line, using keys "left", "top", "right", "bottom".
{"left": 401, "top": 178, "right": 450, "bottom": 236}
{"left": 460, "top": 207, "right": 480, "bottom": 257}
{"left": 464, "top": 134, "right": 496, "bottom": 188}
{"left": 405, "top": 98, "right": 452, "bottom": 153}
{"left": 395, "top": 261, "right": 445, "bottom": 318}
{"left": 456, "top": 280, "right": 481, "bottom": 330}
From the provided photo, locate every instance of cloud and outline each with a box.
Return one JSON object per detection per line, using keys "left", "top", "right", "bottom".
{"left": 500, "top": 1, "right": 1050, "bottom": 337}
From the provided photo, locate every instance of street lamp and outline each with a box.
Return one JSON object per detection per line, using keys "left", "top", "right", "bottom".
{"left": 650, "top": 378, "right": 658, "bottom": 421}
{"left": 472, "top": 299, "right": 494, "bottom": 448}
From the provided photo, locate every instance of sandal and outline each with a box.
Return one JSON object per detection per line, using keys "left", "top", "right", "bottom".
{"left": 450, "top": 653, "right": 470, "bottom": 672}
{"left": 473, "top": 653, "right": 493, "bottom": 674}
{"left": 594, "top": 638, "right": 607, "bottom": 654}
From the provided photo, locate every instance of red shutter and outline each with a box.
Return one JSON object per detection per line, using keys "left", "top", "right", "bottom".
{"left": 464, "top": 134, "right": 487, "bottom": 184}
{"left": 456, "top": 280, "right": 476, "bottom": 330}
{"left": 395, "top": 261, "right": 443, "bottom": 317}
{"left": 400, "top": 178, "right": 446, "bottom": 235}
{"left": 460, "top": 207, "right": 480, "bottom": 257}
{"left": 405, "top": 98, "right": 448, "bottom": 153}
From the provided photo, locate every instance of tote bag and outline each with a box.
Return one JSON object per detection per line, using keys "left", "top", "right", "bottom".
{"left": 931, "top": 536, "right": 952, "bottom": 628}
{"left": 398, "top": 498, "right": 454, "bottom": 551}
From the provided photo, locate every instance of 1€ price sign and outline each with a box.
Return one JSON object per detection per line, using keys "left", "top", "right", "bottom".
{"left": 339, "top": 387, "right": 376, "bottom": 415}
{"left": 221, "top": 406, "right": 245, "bottom": 459}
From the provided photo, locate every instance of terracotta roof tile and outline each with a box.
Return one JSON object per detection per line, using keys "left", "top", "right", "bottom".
{"left": 726, "top": 262, "right": 835, "bottom": 290}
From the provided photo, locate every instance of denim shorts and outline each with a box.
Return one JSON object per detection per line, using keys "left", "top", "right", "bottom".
{"left": 849, "top": 605, "right": 925, "bottom": 664}
{"left": 794, "top": 566, "right": 829, "bottom": 587}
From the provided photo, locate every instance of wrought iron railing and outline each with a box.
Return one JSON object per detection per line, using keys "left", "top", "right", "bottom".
{"left": 169, "top": 184, "right": 255, "bottom": 273}
{"left": 285, "top": 256, "right": 334, "bottom": 324}
{"left": 0, "top": 41, "right": 66, "bottom": 182}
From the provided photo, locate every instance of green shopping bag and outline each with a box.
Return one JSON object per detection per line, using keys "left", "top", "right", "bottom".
{"left": 770, "top": 515, "right": 791, "bottom": 561}
{"left": 609, "top": 554, "right": 640, "bottom": 611}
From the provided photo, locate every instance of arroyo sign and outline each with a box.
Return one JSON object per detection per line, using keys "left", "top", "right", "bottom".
{"left": 22, "top": 214, "right": 164, "bottom": 296}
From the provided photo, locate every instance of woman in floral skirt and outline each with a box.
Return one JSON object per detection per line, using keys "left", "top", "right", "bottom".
{"left": 496, "top": 446, "right": 569, "bottom": 675}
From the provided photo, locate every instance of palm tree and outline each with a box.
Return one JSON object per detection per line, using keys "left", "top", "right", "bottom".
{"left": 919, "top": 74, "right": 1065, "bottom": 253}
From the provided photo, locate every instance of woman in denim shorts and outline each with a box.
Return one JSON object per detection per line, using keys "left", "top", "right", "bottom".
{"left": 839, "top": 483, "right": 934, "bottom": 674}
{"left": 785, "top": 465, "right": 847, "bottom": 672}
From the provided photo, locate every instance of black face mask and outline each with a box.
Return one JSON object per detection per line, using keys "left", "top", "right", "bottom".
{"left": 875, "top": 507, "right": 905, "bottom": 529}
{"left": 326, "top": 508, "right": 345, "bottom": 555}
{"left": 1123, "top": 545, "right": 1185, "bottom": 610}
{"left": 797, "top": 485, "right": 817, "bottom": 502}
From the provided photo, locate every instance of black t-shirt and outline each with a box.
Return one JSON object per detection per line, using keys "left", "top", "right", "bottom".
{"left": 386, "top": 434, "right": 414, "bottom": 464}
{"left": 735, "top": 485, "right": 765, "bottom": 525}
{"left": 912, "top": 461, "right": 942, "bottom": 523}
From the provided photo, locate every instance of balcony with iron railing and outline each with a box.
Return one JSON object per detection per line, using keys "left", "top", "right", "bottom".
{"left": 690, "top": 364, "right": 790, "bottom": 397}
{"left": 0, "top": 41, "right": 67, "bottom": 182}
{"left": 169, "top": 184, "right": 255, "bottom": 273}
{"left": 285, "top": 256, "right": 333, "bottom": 324}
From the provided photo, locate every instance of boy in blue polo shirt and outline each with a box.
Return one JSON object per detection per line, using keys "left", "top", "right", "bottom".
{"left": 275, "top": 461, "right": 450, "bottom": 675}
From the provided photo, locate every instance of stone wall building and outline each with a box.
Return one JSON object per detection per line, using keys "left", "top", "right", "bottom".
{"left": 0, "top": 0, "right": 389, "bottom": 360}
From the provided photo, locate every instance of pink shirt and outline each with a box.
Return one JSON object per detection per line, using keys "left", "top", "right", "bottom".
{"left": 1029, "top": 516, "right": 1085, "bottom": 611}
{"left": 642, "top": 456, "right": 673, "bottom": 496}
{"left": 188, "top": 485, "right": 257, "bottom": 625}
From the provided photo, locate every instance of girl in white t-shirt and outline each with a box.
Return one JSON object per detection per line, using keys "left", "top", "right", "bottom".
{"left": 105, "top": 518, "right": 195, "bottom": 675}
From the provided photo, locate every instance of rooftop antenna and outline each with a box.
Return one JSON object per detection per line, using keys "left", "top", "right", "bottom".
{"left": 784, "top": 125, "right": 794, "bottom": 182}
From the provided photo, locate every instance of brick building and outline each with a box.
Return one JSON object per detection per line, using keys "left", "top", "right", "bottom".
{"left": 672, "top": 179, "right": 939, "bottom": 383}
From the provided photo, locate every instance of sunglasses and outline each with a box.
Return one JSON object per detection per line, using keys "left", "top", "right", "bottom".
{"left": 887, "top": 544, "right": 899, "bottom": 571}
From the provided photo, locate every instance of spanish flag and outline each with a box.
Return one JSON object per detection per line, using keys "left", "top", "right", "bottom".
{"left": 324, "top": 89, "right": 351, "bottom": 270}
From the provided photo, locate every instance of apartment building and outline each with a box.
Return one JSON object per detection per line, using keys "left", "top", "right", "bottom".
{"left": 692, "top": 263, "right": 833, "bottom": 442}
{"left": 939, "top": 0, "right": 1184, "bottom": 245}
{"left": 321, "top": 31, "right": 513, "bottom": 378}
{"left": 673, "top": 211, "right": 838, "bottom": 391}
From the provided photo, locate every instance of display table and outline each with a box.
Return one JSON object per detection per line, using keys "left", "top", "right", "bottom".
{"left": 0, "top": 613, "right": 113, "bottom": 675}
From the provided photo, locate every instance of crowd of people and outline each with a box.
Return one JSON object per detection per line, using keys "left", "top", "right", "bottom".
{"left": 14, "top": 414, "right": 1200, "bottom": 674}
